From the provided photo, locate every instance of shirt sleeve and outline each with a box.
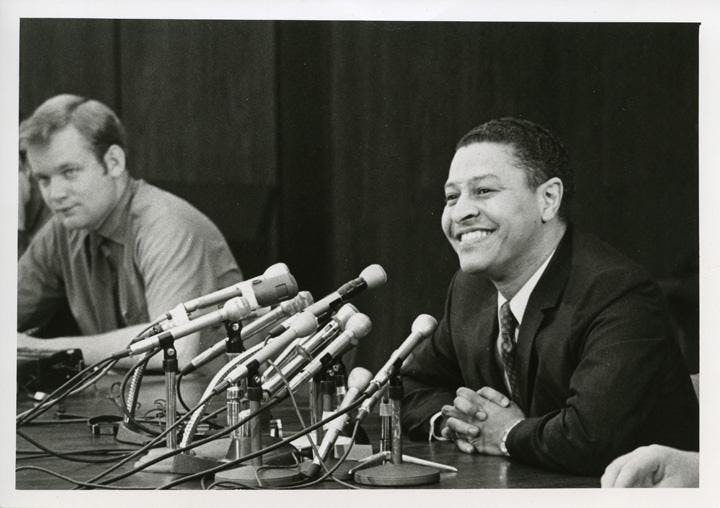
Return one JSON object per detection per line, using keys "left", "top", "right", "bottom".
{"left": 428, "top": 410, "right": 449, "bottom": 442}
{"left": 134, "top": 213, "right": 241, "bottom": 351}
{"left": 17, "top": 222, "right": 66, "bottom": 333}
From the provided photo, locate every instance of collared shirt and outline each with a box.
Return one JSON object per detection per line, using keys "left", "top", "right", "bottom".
{"left": 18, "top": 178, "right": 241, "bottom": 352}
{"left": 496, "top": 248, "right": 556, "bottom": 393}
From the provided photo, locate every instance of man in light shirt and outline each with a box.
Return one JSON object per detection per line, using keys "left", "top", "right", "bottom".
{"left": 401, "top": 117, "right": 698, "bottom": 476}
{"left": 17, "top": 94, "right": 241, "bottom": 370}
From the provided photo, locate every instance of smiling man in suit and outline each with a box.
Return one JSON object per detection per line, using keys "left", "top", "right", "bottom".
{"left": 401, "top": 117, "right": 698, "bottom": 476}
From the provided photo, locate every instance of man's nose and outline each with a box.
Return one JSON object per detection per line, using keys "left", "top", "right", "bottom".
{"left": 45, "top": 176, "right": 69, "bottom": 202}
{"left": 451, "top": 193, "right": 480, "bottom": 223}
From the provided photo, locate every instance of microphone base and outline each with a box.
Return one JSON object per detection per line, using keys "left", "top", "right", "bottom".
{"left": 133, "top": 447, "right": 223, "bottom": 474}
{"left": 298, "top": 457, "right": 360, "bottom": 481}
{"left": 354, "top": 462, "right": 440, "bottom": 487}
{"left": 224, "top": 435, "right": 300, "bottom": 466}
{"left": 115, "top": 421, "right": 155, "bottom": 445}
{"left": 214, "top": 464, "right": 305, "bottom": 487}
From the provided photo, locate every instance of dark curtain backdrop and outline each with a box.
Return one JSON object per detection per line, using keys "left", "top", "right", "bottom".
{"left": 19, "top": 20, "right": 698, "bottom": 372}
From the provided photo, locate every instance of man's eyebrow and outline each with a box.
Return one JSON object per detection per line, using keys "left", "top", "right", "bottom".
{"left": 444, "top": 174, "right": 500, "bottom": 188}
{"left": 29, "top": 162, "right": 78, "bottom": 178}
{"left": 56, "top": 163, "right": 79, "bottom": 171}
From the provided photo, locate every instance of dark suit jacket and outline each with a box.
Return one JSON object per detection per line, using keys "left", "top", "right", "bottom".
{"left": 402, "top": 228, "right": 699, "bottom": 475}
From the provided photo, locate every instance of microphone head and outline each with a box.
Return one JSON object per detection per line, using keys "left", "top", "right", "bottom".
{"left": 297, "top": 291, "right": 314, "bottom": 308}
{"left": 283, "top": 291, "right": 313, "bottom": 313}
{"left": 347, "top": 367, "right": 373, "bottom": 392}
{"left": 264, "top": 262, "right": 290, "bottom": 277}
{"left": 334, "top": 303, "right": 359, "bottom": 327}
{"left": 289, "top": 310, "right": 318, "bottom": 337}
{"left": 359, "top": 264, "right": 387, "bottom": 290}
{"left": 223, "top": 297, "right": 253, "bottom": 321}
{"left": 253, "top": 273, "right": 299, "bottom": 307}
{"left": 345, "top": 313, "right": 372, "bottom": 338}
{"left": 411, "top": 314, "right": 438, "bottom": 337}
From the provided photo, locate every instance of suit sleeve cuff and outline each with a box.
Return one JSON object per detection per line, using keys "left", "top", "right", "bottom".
{"left": 428, "top": 410, "right": 449, "bottom": 442}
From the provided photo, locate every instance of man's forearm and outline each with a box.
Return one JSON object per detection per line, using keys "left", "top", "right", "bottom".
{"left": 18, "top": 326, "right": 203, "bottom": 371}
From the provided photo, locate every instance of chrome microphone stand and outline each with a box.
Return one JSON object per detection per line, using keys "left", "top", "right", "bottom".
{"left": 134, "top": 344, "right": 220, "bottom": 473}
{"left": 214, "top": 367, "right": 305, "bottom": 487}
{"left": 350, "top": 370, "right": 456, "bottom": 486}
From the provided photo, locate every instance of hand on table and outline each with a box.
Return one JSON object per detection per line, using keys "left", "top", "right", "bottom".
{"left": 601, "top": 445, "right": 699, "bottom": 488}
{"left": 440, "top": 386, "right": 524, "bottom": 455}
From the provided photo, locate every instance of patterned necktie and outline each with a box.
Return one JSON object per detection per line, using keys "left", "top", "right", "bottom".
{"left": 499, "top": 301, "right": 520, "bottom": 401}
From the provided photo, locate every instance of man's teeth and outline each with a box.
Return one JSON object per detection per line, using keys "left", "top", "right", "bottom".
{"left": 459, "top": 230, "right": 493, "bottom": 243}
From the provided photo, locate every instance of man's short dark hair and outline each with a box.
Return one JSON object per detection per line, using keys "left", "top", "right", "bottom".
{"left": 456, "top": 117, "right": 572, "bottom": 219}
{"left": 20, "top": 94, "right": 126, "bottom": 165}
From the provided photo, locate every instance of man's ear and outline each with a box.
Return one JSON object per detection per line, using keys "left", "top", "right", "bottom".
{"left": 103, "top": 144, "right": 126, "bottom": 177}
{"left": 537, "top": 177, "right": 564, "bottom": 223}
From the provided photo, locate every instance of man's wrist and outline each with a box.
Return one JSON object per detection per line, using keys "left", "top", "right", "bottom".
{"left": 499, "top": 418, "right": 524, "bottom": 456}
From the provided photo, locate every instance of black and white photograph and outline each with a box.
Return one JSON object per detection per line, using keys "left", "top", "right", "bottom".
{"left": 3, "top": 1, "right": 718, "bottom": 506}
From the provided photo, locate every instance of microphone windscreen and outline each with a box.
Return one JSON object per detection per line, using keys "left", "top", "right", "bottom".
{"left": 347, "top": 367, "right": 373, "bottom": 392}
{"left": 411, "top": 314, "right": 438, "bottom": 337}
{"left": 345, "top": 313, "right": 372, "bottom": 338}
{"left": 334, "top": 303, "right": 358, "bottom": 327}
{"left": 359, "top": 264, "right": 387, "bottom": 289}
{"left": 265, "top": 262, "right": 290, "bottom": 277}
{"left": 289, "top": 311, "right": 318, "bottom": 336}
{"left": 222, "top": 297, "right": 252, "bottom": 321}
{"left": 296, "top": 291, "right": 314, "bottom": 309}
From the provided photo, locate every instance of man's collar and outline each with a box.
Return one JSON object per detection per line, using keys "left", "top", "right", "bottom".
{"left": 95, "top": 177, "right": 138, "bottom": 244}
{"left": 498, "top": 246, "right": 557, "bottom": 326}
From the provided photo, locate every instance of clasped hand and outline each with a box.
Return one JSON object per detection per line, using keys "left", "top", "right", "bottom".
{"left": 440, "top": 386, "right": 525, "bottom": 455}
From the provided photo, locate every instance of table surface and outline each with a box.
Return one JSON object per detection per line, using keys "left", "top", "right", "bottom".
{"left": 15, "top": 371, "right": 599, "bottom": 490}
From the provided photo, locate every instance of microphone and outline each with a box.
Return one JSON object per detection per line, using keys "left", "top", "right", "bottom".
{"left": 306, "top": 264, "right": 386, "bottom": 316}
{"left": 266, "top": 265, "right": 386, "bottom": 338}
{"left": 242, "top": 291, "right": 313, "bottom": 340}
{"left": 214, "top": 311, "right": 318, "bottom": 391}
{"left": 355, "top": 383, "right": 388, "bottom": 424}
{"left": 175, "top": 263, "right": 298, "bottom": 316}
{"left": 355, "top": 314, "right": 437, "bottom": 421}
{"left": 115, "top": 297, "right": 254, "bottom": 358}
{"left": 303, "top": 367, "right": 373, "bottom": 478}
{"left": 178, "top": 291, "right": 314, "bottom": 376}
{"left": 283, "top": 313, "right": 372, "bottom": 395}
{"left": 260, "top": 304, "right": 359, "bottom": 395}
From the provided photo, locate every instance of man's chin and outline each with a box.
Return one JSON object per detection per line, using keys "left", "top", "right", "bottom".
{"left": 457, "top": 256, "right": 491, "bottom": 274}
{"left": 59, "top": 217, "right": 88, "bottom": 230}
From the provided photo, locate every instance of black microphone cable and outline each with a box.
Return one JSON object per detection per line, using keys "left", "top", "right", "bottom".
{"left": 16, "top": 447, "right": 137, "bottom": 461}
{"left": 93, "top": 392, "right": 286, "bottom": 487}
{"left": 15, "top": 465, "right": 150, "bottom": 490}
{"left": 75, "top": 385, "right": 230, "bottom": 488}
{"left": 115, "top": 348, "right": 174, "bottom": 437}
{"left": 258, "top": 359, "right": 358, "bottom": 490}
{"left": 156, "top": 390, "right": 371, "bottom": 489}
{"left": 16, "top": 322, "right": 160, "bottom": 427}
{"left": 175, "top": 370, "right": 192, "bottom": 413}
{"left": 71, "top": 362, "right": 368, "bottom": 490}
{"left": 205, "top": 420, "right": 363, "bottom": 491}
{"left": 80, "top": 376, "right": 287, "bottom": 488}
{"left": 16, "top": 356, "right": 117, "bottom": 426}
{"left": 16, "top": 429, "right": 138, "bottom": 464}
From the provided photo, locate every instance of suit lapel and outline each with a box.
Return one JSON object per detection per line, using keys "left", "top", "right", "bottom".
{"left": 515, "top": 228, "right": 573, "bottom": 410}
